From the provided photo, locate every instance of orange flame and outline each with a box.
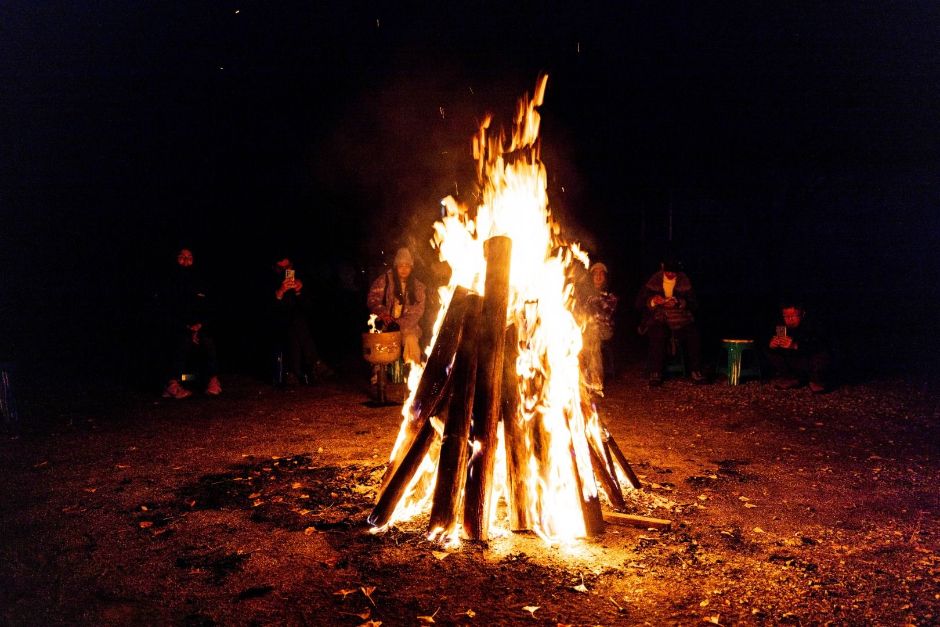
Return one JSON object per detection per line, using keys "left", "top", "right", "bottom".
{"left": 380, "top": 75, "right": 624, "bottom": 543}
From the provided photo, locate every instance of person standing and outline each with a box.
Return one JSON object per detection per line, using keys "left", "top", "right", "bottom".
{"left": 367, "top": 248, "right": 427, "bottom": 366}
{"left": 636, "top": 258, "right": 705, "bottom": 386}
{"left": 272, "top": 256, "right": 329, "bottom": 385}
{"left": 160, "top": 247, "right": 221, "bottom": 399}
{"left": 578, "top": 262, "right": 618, "bottom": 397}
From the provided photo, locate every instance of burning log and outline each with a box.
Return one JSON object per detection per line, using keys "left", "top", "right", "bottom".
{"left": 380, "top": 286, "right": 473, "bottom": 489}
{"left": 408, "top": 286, "right": 474, "bottom": 429}
{"left": 463, "top": 236, "right": 512, "bottom": 540}
{"left": 428, "top": 294, "right": 483, "bottom": 535}
{"left": 564, "top": 412, "right": 606, "bottom": 537}
{"left": 588, "top": 437, "right": 626, "bottom": 511}
{"left": 368, "top": 287, "right": 474, "bottom": 529}
{"left": 604, "top": 511, "right": 672, "bottom": 530}
{"left": 368, "top": 418, "right": 441, "bottom": 528}
{"left": 604, "top": 429, "right": 641, "bottom": 490}
{"left": 500, "top": 323, "right": 532, "bottom": 531}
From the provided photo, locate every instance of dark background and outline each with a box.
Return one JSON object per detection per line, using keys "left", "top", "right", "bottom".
{"left": 2, "top": 2, "right": 939, "bottom": 388}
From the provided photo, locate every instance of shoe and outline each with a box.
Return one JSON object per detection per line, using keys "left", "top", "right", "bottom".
{"left": 774, "top": 377, "right": 800, "bottom": 390}
{"left": 205, "top": 376, "right": 222, "bottom": 396}
{"left": 809, "top": 381, "right": 827, "bottom": 394}
{"left": 162, "top": 379, "right": 192, "bottom": 399}
{"left": 690, "top": 371, "right": 707, "bottom": 384}
{"left": 648, "top": 373, "right": 663, "bottom": 388}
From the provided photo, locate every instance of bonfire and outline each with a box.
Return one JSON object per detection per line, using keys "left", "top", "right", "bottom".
{"left": 368, "top": 76, "right": 646, "bottom": 545}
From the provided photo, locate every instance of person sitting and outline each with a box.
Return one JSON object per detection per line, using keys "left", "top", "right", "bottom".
{"left": 160, "top": 247, "right": 221, "bottom": 399}
{"left": 272, "top": 255, "right": 331, "bottom": 385}
{"left": 578, "top": 262, "right": 618, "bottom": 397}
{"left": 367, "top": 247, "right": 427, "bottom": 367}
{"left": 636, "top": 258, "right": 705, "bottom": 387}
{"left": 766, "top": 302, "right": 832, "bottom": 393}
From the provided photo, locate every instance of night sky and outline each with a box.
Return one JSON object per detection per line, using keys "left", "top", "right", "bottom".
{"left": 2, "top": 2, "right": 939, "bottom": 381}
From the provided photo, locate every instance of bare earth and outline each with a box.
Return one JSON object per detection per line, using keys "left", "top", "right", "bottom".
{"left": 1, "top": 366, "right": 938, "bottom": 626}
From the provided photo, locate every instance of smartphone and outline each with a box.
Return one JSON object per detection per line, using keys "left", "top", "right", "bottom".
{"left": 775, "top": 325, "right": 787, "bottom": 338}
{"left": 285, "top": 269, "right": 295, "bottom": 282}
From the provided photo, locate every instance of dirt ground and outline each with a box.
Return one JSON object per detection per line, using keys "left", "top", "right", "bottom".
{"left": 1, "top": 365, "right": 938, "bottom": 626}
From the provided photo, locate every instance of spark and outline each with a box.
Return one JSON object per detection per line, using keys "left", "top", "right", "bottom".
{"left": 234, "top": 9, "right": 240, "bottom": 14}
{"left": 439, "top": 106, "right": 445, "bottom": 119}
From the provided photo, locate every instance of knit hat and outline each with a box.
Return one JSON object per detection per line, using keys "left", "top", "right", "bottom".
{"left": 394, "top": 247, "right": 414, "bottom": 267}
{"left": 589, "top": 262, "right": 608, "bottom": 276}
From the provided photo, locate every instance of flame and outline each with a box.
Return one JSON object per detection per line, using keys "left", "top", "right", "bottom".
{"left": 379, "top": 75, "right": 626, "bottom": 543}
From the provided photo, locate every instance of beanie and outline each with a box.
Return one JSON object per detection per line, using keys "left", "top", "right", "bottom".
{"left": 394, "top": 247, "right": 414, "bottom": 267}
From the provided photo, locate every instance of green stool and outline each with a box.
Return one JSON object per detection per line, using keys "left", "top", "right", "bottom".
{"left": 718, "top": 339, "right": 761, "bottom": 385}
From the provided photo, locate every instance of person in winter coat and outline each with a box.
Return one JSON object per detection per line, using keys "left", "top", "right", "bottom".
{"left": 367, "top": 248, "right": 427, "bottom": 366}
{"left": 578, "top": 262, "right": 618, "bottom": 397}
{"left": 636, "top": 259, "right": 706, "bottom": 386}
{"left": 160, "top": 247, "right": 221, "bottom": 398}
{"left": 766, "top": 302, "right": 832, "bottom": 393}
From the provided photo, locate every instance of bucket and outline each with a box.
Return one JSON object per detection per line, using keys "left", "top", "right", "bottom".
{"left": 361, "top": 331, "right": 402, "bottom": 365}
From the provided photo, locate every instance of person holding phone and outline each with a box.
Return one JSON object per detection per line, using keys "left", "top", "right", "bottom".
{"left": 766, "top": 302, "right": 832, "bottom": 392}
{"left": 636, "top": 257, "right": 706, "bottom": 387}
{"left": 272, "top": 256, "right": 330, "bottom": 385}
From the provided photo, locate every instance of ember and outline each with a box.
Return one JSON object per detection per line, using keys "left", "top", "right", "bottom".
{"left": 368, "top": 76, "right": 640, "bottom": 545}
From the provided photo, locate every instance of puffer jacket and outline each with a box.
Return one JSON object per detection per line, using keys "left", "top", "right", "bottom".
{"left": 367, "top": 270, "right": 427, "bottom": 336}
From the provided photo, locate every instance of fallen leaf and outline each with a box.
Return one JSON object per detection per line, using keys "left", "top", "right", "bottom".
{"left": 738, "top": 496, "right": 750, "bottom": 502}
{"left": 83, "top": 487, "right": 97, "bottom": 493}
{"left": 744, "top": 503, "right": 758, "bottom": 509}
{"left": 33, "top": 461, "right": 48, "bottom": 469}
{"left": 522, "top": 606, "right": 540, "bottom": 617}
{"left": 698, "top": 494, "right": 709, "bottom": 501}
{"left": 416, "top": 613, "right": 437, "bottom": 623}
{"left": 342, "top": 608, "right": 370, "bottom": 619}
{"left": 140, "top": 505, "right": 148, "bottom": 511}
{"left": 139, "top": 521, "right": 153, "bottom": 529}
{"left": 358, "top": 621, "right": 381, "bottom": 627}
{"left": 431, "top": 551, "right": 449, "bottom": 561}
{"left": 115, "top": 464, "right": 129, "bottom": 469}
{"left": 252, "top": 499, "right": 264, "bottom": 507}
{"left": 248, "top": 492, "right": 262, "bottom": 499}
{"left": 304, "top": 527, "right": 316, "bottom": 536}
{"left": 460, "top": 609, "right": 476, "bottom": 618}
{"left": 572, "top": 584, "right": 588, "bottom": 593}
{"left": 187, "top": 500, "right": 196, "bottom": 508}
{"left": 752, "top": 527, "right": 765, "bottom": 533}
{"left": 333, "top": 588, "right": 357, "bottom": 600}
{"left": 291, "top": 482, "right": 302, "bottom": 489}
{"left": 704, "top": 615, "right": 721, "bottom": 625}
{"left": 361, "top": 585, "right": 376, "bottom": 606}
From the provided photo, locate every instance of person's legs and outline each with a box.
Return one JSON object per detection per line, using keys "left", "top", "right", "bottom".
{"left": 581, "top": 326, "right": 604, "bottom": 396}
{"left": 286, "top": 320, "right": 303, "bottom": 381}
{"left": 766, "top": 349, "right": 801, "bottom": 388}
{"left": 809, "top": 351, "right": 832, "bottom": 390}
{"left": 401, "top": 330, "right": 422, "bottom": 366}
{"left": 647, "top": 322, "right": 668, "bottom": 382}
{"left": 164, "top": 330, "right": 193, "bottom": 398}
{"left": 199, "top": 332, "right": 221, "bottom": 394}
{"left": 680, "top": 324, "right": 703, "bottom": 374}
